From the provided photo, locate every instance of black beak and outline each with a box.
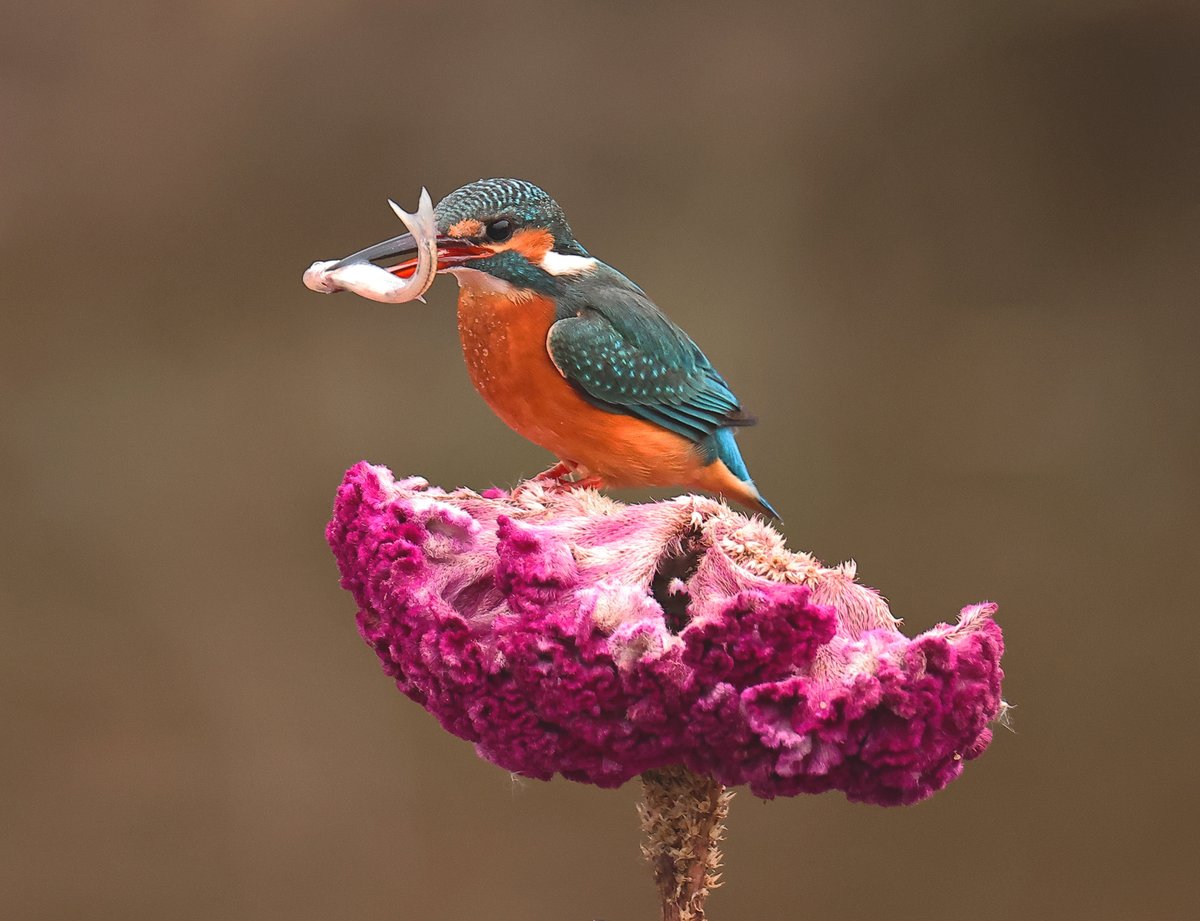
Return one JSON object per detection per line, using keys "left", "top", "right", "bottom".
{"left": 328, "top": 232, "right": 492, "bottom": 276}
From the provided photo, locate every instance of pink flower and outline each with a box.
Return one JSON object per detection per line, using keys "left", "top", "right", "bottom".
{"left": 328, "top": 462, "right": 1005, "bottom": 806}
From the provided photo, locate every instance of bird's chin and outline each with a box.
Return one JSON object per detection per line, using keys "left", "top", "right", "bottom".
{"left": 445, "top": 266, "right": 532, "bottom": 299}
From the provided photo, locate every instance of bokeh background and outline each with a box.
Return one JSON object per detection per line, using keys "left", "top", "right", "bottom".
{"left": 3, "top": 2, "right": 1198, "bottom": 919}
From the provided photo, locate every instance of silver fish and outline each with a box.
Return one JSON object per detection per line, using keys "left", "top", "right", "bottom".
{"left": 302, "top": 188, "right": 438, "bottom": 304}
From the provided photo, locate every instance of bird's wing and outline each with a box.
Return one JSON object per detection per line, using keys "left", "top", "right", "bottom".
{"left": 546, "top": 284, "right": 752, "bottom": 444}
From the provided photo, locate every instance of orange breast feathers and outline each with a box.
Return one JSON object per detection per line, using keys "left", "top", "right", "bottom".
{"left": 454, "top": 282, "right": 711, "bottom": 488}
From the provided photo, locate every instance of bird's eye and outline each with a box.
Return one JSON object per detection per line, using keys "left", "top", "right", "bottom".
{"left": 485, "top": 219, "right": 514, "bottom": 243}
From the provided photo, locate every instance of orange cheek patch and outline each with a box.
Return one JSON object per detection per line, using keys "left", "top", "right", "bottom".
{"left": 449, "top": 219, "right": 485, "bottom": 238}
{"left": 506, "top": 228, "right": 555, "bottom": 261}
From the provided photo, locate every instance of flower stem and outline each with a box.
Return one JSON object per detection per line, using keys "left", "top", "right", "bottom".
{"left": 638, "top": 765, "right": 733, "bottom": 921}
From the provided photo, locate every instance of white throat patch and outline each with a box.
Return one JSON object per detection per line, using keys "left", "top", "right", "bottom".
{"left": 445, "top": 267, "right": 534, "bottom": 300}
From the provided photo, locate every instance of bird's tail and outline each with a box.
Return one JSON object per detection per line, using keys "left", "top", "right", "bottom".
{"left": 700, "top": 427, "right": 781, "bottom": 520}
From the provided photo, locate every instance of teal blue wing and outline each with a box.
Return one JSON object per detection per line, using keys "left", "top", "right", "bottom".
{"left": 546, "top": 286, "right": 753, "bottom": 444}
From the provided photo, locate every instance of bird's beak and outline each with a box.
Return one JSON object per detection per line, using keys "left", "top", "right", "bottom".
{"left": 327, "top": 232, "right": 491, "bottom": 277}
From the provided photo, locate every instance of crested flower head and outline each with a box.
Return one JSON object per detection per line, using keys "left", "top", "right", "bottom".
{"left": 328, "top": 463, "right": 1005, "bottom": 806}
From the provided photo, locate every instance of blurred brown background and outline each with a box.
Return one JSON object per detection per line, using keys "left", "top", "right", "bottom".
{"left": 3, "top": 1, "right": 1197, "bottom": 919}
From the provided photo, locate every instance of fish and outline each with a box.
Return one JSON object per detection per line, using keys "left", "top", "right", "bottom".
{"left": 302, "top": 188, "right": 437, "bottom": 303}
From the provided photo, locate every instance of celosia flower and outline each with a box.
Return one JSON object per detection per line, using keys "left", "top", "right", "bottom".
{"left": 328, "top": 462, "right": 1005, "bottom": 806}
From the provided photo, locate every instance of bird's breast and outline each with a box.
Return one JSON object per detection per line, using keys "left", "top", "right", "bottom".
{"left": 456, "top": 284, "right": 560, "bottom": 419}
{"left": 454, "top": 278, "right": 704, "bottom": 486}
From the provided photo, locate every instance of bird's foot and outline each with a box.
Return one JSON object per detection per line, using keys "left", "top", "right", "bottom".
{"left": 513, "top": 462, "right": 581, "bottom": 503}
{"left": 519, "top": 465, "right": 606, "bottom": 497}
{"left": 532, "top": 461, "right": 577, "bottom": 483}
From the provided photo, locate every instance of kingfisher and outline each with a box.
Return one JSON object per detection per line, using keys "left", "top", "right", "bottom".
{"left": 330, "top": 178, "right": 779, "bottom": 519}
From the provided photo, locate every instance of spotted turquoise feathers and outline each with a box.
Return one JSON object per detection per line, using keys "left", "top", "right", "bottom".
{"left": 548, "top": 268, "right": 755, "bottom": 445}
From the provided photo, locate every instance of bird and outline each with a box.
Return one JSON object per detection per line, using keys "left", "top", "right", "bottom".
{"left": 330, "top": 178, "right": 779, "bottom": 519}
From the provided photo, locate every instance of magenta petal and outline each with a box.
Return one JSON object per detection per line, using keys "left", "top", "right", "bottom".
{"left": 327, "top": 462, "right": 1006, "bottom": 805}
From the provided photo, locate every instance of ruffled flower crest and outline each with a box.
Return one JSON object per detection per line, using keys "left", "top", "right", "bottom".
{"left": 328, "top": 462, "right": 1004, "bottom": 806}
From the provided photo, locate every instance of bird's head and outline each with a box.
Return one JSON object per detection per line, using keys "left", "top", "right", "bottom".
{"left": 331, "top": 178, "right": 596, "bottom": 295}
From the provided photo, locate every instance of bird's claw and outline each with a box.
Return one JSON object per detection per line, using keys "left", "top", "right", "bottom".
{"left": 532, "top": 461, "right": 576, "bottom": 483}
{"left": 517, "top": 463, "right": 607, "bottom": 497}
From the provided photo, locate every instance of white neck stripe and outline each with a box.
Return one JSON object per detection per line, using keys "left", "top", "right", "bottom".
{"left": 539, "top": 251, "right": 598, "bottom": 276}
